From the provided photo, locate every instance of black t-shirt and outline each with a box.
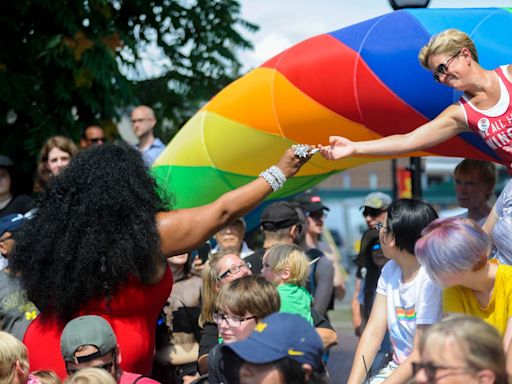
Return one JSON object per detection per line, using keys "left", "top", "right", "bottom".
{"left": 0, "top": 195, "right": 33, "bottom": 218}
{"left": 199, "top": 322, "right": 219, "bottom": 358}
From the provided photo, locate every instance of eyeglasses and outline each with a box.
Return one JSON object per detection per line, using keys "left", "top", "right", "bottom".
{"left": 362, "top": 207, "right": 383, "bottom": 218}
{"left": 412, "top": 362, "right": 469, "bottom": 383}
{"left": 88, "top": 137, "right": 106, "bottom": 144}
{"left": 433, "top": 50, "right": 461, "bottom": 82}
{"left": 375, "top": 222, "right": 390, "bottom": 231}
{"left": 213, "top": 313, "right": 256, "bottom": 327}
{"left": 131, "top": 118, "right": 152, "bottom": 124}
{"left": 309, "top": 211, "right": 327, "bottom": 220}
{"left": 217, "top": 261, "right": 251, "bottom": 280}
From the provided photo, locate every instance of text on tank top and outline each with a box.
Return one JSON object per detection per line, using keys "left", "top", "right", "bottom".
{"left": 460, "top": 66, "right": 512, "bottom": 171}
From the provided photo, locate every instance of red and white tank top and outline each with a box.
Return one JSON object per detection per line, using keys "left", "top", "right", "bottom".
{"left": 460, "top": 65, "right": 512, "bottom": 172}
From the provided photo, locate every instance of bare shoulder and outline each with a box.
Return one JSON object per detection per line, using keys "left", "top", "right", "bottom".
{"left": 436, "top": 103, "right": 470, "bottom": 133}
{"left": 506, "top": 64, "right": 512, "bottom": 79}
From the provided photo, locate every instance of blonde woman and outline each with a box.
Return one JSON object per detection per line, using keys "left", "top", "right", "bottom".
{"left": 262, "top": 243, "right": 312, "bottom": 324}
{"left": 198, "top": 250, "right": 252, "bottom": 374}
{"left": 319, "top": 29, "right": 512, "bottom": 174}
{"left": 414, "top": 316, "right": 509, "bottom": 384}
{"left": 0, "top": 331, "right": 29, "bottom": 384}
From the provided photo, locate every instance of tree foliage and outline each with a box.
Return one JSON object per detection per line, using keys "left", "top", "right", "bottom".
{"left": 0, "top": 0, "right": 258, "bottom": 168}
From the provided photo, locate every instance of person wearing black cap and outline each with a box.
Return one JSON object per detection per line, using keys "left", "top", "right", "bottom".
{"left": 0, "top": 213, "right": 38, "bottom": 340}
{"left": 296, "top": 194, "right": 345, "bottom": 316}
{"left": 244, "top": 201, "right": 303, "bottom": 275}
{"left": 244, "top": 201, "right": 338, "bottom": 351}
{"left": 0, "top": 156, "right": 32, "bottom": 219}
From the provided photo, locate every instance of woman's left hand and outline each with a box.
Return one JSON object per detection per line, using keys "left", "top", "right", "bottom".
{"left": 276, "top": 147, "right": 312, "bottom": 179}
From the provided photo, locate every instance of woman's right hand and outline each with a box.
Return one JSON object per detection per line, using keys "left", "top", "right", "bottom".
{"left": 319, "top": 136, "right": 357, "bottom": 160}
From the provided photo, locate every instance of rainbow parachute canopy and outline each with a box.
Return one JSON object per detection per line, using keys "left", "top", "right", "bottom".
{"left": 153, "top": 7, "right": 512, "bottom": 209}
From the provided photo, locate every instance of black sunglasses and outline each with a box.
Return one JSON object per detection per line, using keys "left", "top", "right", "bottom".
{"left": 412, "top": 361, "right": 468, "bottom": 382}
{"left": 362, "top": 207, "right": 383, "bottom": 218}
{"left": 89, "top": 137, "right": 106, "bottom": 144}
{"left": 433, "top": 50, "right": 461, "bottom": 82}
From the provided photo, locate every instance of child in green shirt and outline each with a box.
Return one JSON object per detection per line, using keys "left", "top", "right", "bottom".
{"left": 262, "top": 244, "right": 313, "bottom": 324}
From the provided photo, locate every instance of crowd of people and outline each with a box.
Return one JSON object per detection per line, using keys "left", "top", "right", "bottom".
{"left": 2, "top": 26, "right": 512, "bottom": 384}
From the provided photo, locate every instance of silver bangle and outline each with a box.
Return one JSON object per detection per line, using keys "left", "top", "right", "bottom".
{"left": 259, "top": 169, "right": 282, "bottom": 191}
{"left": 268, "top": 165, "right": 287, "bottom": 185}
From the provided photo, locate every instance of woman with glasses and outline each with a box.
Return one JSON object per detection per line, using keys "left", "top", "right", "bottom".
{"left": 9, "top": 143, "right": 308, "bottom": 378}
{"left": 197, "top": 250, "right": 252, "bottom": 375}
{"left": 208, "top": 275, "right": 280, "bottom": 384}
{"left": 414, "top": 315, "right": 508, "bottom": 384}
{"left": 415, "top": 217, "right": 512, "bottom": 373}
{"left": 319, "top": 28, "right": 512, "bottom": 173}
{"left": 347, "top": 199, "right": 441, "bottom": 384}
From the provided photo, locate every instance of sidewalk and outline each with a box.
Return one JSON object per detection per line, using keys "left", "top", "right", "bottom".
{"left": 326, "top": 306, "right": 358, "bottom": 384}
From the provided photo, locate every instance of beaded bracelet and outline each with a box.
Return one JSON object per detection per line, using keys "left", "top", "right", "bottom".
{"left": 259, "top": 166, "right": 286, "bottom": 191}
{"left": 268, "top": 165, "right": 287, "bottom": 186}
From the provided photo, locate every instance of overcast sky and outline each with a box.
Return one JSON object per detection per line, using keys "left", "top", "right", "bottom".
{"left": 237, "top": 0, "right": 512, "bottom": 70}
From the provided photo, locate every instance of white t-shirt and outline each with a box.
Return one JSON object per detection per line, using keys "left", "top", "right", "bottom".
{"left": 376, "top": 260, "right": 442, "bottom": 364}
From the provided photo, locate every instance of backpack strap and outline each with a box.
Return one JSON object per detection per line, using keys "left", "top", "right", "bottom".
{"left": 133, "top": 375, "right": 148, "bottom": 384}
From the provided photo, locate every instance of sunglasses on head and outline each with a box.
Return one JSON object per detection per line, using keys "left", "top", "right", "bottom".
{"left": 433, "top": 50, "right": 461, "bottom": 82}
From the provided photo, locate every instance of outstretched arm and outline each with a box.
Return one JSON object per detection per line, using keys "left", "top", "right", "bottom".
{"left": 157, "top": 148, "right": 310, "bottom": 257}
{"left": 347, "top": 293, "right": 388, "bottom": 384}
{"left": 319, "top": 104, "right": 468, "bottom": 160}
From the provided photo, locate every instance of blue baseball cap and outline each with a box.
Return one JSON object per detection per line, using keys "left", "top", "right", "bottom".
{"left": 222, "top": 312, "right": 323, "bottom": 369}
{"left": 0, "top": 213, "right": 30, "bottom": 237}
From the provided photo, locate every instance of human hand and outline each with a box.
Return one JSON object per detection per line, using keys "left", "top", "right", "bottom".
{"left": 319, "top": 136, "right": 356, "bottom": 160}
{"left": 191, "top": 255, "right": 205, "bottom": 274}
{"left": 275, "top": 147, "right": 312, "bottom": 179}
{"left": 182, "top": 373, "right": 200, "bottom": 384}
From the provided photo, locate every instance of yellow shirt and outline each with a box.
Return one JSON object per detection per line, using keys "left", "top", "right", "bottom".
{"left": 443, "top": 264, "right": 512, "bottom": 336}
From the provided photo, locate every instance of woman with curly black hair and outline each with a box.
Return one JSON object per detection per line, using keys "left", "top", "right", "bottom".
{"left": 9, "top": 143, "right": 308, "bottom": 379}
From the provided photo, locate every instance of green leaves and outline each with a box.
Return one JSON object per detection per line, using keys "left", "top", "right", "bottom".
{"left": 0, "top": 0, "right": 257, "bottom": 171}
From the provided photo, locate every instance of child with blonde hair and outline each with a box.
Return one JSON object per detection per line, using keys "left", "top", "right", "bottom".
{"left": 0, "top": 331, "right": 29, "bottom": 384}
{"left": 28, "top": 370, "right": 61, "bottom": 384}
{"left": 63, "top": 368, "right": 115, "bottom": 384}
{"left": 262, "top": 244, "right": 313, "bottom": 323}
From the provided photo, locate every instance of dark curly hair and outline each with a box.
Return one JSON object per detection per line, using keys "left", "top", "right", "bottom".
{"left": 10, "top": 144, "right": 170, "bottom": 324}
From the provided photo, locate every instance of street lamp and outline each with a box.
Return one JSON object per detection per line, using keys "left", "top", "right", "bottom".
{"left": 388, "top": 0, "right": 430, "bottom": 10}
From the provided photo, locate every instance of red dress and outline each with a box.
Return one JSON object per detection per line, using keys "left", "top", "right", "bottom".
{"left": 23, "top": 266, "right": 173, "bottom": 378}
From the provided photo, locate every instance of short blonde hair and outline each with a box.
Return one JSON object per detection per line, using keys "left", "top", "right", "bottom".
{"left": 0, "top": 331, "right": 29, "bottom": 384}
{"left": 265, "top": 244, "right": 309, "bottom": 286}
{"left": 418, "top": 29, "right": 478, "bottom": 69}
{"left": 64, "top": 368, "right": 116, "bottom": 384}
{"left": 31, "top": 370, "right": 62, "bottom": 384}
{"left": 420, "top": 315, "right": 508, "bottom": 384}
